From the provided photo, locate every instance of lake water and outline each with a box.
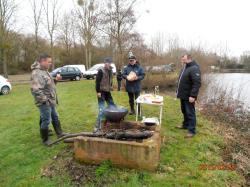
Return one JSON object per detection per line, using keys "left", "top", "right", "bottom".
{"left": 204, "top": 73, "right": 250, "bottom": 110}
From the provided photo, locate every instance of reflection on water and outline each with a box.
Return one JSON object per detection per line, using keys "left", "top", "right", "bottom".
{"left": 204, "top": 73, "right": 250, "bottom": 110}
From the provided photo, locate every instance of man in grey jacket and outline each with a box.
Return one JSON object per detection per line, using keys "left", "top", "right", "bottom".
{"left": 31, "top": 53, "right": 66, "bottom": 146}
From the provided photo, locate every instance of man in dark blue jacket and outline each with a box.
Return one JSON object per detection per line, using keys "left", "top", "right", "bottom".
{"left": 122, "top": 55, "right": 145, "bottom": 115}
{"left": 176, "top": 54, "right": 201, "bottom": 138}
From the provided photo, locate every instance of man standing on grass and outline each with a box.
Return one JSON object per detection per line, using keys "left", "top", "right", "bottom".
{"left": 176, "top": 54, "right": 201, "bottom": 138}
{"left": 122, "top": 54, "right": 145, "bottom": 115}
{"left": 116, "top": 69, "right": 123, "bottom": 91}
{"left": 94, "top": 57, "right": 116, "bottom": 132}
{"left": 31, "top": 53, "right": 67, "bottom": 146}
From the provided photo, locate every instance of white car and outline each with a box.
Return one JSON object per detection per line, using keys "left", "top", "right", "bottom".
{"left": 0, "top": 75, "right": 12, "bottom": 95}
{"left": 83, "top": 63, "right": 117, "bottom": 79}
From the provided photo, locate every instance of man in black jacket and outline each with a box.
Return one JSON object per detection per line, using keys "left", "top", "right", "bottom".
{"left": 94, "top": 57, "right": 116, "bottom": 132}
{"left": 176, "top": 54, "right": 201, "bottom": 138}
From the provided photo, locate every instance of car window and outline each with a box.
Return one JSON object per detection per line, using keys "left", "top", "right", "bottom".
{"left": 51, "top": 68, "right": 60, "bottom": 74}
{"left": 88, "top": 65, "right": 101, "bottom": 71}
{"left": 88, "top": 67, "right": 96, "bottom": 71}
{"left": 74, "top": 67, "right": 80, "bottom": 72}
{"left": 68, "top": 67, "right": 75, "bottom": 72}
{"left": 61, "top": 67, "right": 67, "bottom": 73}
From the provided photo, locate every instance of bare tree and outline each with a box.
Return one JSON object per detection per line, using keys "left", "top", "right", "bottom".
{"left": 102, "top": 0, "right": 137, "bottom": 68}
{"left": 43, "top": 0, "right": 60, "bottom": 69}
{"left": 58, "top": 12, "right": 76, "bottom": 56}
{"left": 29, "top": 0, "right": 43, "bottom": 54}
{"left": 150, "top": 32, "right": 166, "bottom": 56}
{"left": 76, "top": 0, "right": 100, "bottom": 69}
{"left": 127, "top": 32, "right": 149, "bottom": 64}
{"left": 0, "top": 0, "right": 17, "bottom": 77}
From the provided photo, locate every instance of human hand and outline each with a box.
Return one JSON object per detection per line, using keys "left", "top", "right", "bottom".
{"left": 97, "top": 92, "right": 101, "bottom": 98}
{"left": 127, "top": 71, "right": 137, "bottom": 81}
{"left": 189, "top": 97, "right": 195, "bottom": 103}
{"left": 55, "top": 74, "right": 62, "bottom": 81}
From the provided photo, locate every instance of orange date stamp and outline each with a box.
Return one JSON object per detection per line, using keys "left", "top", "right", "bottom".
{"left": 199, "top": 164, "right": 236, "bottom": 171}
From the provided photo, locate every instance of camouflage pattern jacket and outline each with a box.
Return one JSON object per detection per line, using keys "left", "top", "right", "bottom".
{"left": 30, "top": 61, "right": 58, "bottom": 106}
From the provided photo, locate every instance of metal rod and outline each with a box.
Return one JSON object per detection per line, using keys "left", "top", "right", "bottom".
{"left": 48, "top": 132, "right": 104, "bottom": 146}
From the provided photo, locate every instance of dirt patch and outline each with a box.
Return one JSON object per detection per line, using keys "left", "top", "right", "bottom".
{"left": 41, "top": 146, "right": 120, "bottom": 186}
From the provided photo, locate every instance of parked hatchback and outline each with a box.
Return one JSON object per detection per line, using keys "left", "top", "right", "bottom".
{"left": 50, "top": 66, "right": 82, "bottom": 81}
{"left": 63, "top": 65, "right": 86, "bottom": 75}
{"left": 0, "top": 75, "right": 12, "bottom": 95}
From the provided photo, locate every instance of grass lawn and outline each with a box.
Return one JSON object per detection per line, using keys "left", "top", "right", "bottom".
{"left": 0, "top": 80, "right": 244, "bottom": 187}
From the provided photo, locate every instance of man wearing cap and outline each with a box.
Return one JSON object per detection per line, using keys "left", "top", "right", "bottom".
{"left": 94, "top": 57, "right": 116, "bottom": 132}
{"left": 31, "top": 53, "right": 67, "bottom": 146}
{"left": 122, "top": 54, "right": 145, "bottom": 115}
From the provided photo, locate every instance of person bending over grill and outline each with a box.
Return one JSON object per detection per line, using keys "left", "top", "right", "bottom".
{"left": 94, "top": 57, "right": 116, "bottom": 132}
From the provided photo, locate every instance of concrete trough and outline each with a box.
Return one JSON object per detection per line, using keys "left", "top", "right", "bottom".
{"left": 73, "top": 121, "right": 161, "bottom": 171}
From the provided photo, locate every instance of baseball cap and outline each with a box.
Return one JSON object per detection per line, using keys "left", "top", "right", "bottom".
{"left": 104, "top": 57, "right": 112, "bottom": 63}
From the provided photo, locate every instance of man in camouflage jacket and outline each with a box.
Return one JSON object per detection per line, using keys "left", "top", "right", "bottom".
{"left": 31, "top": 53, "right": 66, "bottom": 146}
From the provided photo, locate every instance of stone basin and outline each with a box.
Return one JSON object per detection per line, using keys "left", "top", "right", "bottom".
{"left": 74, "top": 121, "right": 161, "bottom": 171}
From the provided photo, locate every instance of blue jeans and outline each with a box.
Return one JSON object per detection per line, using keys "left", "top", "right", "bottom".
{"left": 39, "top": 105, "right": 59, "bottom": 130}
{"left": 180, "top": 99, "right": 196, "bottom": 134}
{"left": 96, "top": 92, "right": 115, "bottom": 129}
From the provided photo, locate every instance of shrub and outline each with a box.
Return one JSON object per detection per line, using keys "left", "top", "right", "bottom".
{"left": 142, "top": 72, "right": 178, "bottom": 91}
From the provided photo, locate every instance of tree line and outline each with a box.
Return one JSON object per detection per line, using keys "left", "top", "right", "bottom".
{"left": 0, "top": 0, "right": 249, "bottom": 77}
{"left": 0, "top": 0, "right": 144, "bottom": 77}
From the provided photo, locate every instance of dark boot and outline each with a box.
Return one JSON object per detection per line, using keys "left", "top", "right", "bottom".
{"left": 129, "top": 103, "right": 135, "bottom": 115}
{"left": 129, "top": 110, "right": 135, "bottom": 115}
{"left": 40, "top": 128, "right": 52, "bottom": 146}
{"left": 52, "top": 120, "right": 68, "bottom": 138}
{"left": 40, "top": 117, "right": 53, "bottom": 136}
{"left": 48, "top": 129, "right": 53, "bottom": 136}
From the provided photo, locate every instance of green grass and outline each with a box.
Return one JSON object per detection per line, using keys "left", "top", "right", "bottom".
{"left": 0, "top": 80, "right": 244, "bottom": 187}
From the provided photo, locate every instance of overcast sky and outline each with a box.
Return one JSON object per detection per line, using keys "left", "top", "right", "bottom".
{"left": 16, "top": 0, "right": 250, "bottom": 57}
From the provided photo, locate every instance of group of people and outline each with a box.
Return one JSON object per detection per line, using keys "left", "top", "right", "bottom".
{"left": 30, "top": 53, "right": 201, "bottom": 146}
{"left": 94, "top": 54, "right": 145, "bottom": 132}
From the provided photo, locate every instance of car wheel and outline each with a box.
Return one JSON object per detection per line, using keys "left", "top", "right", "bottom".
{"left": 75, "top": 76, "right": 80, "bottom": 81}
{"left": 1, "top": 86, "right": 10, "bottom": 95}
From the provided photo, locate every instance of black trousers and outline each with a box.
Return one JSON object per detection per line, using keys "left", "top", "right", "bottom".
{"left": 117, "top": 80, "right": 122, "bottom": 91}
{"left": 180, "top": 99, "right": 196, "bottom": 134}
{"left": 128, "top": 92, "right": 140, "bottom": 111}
